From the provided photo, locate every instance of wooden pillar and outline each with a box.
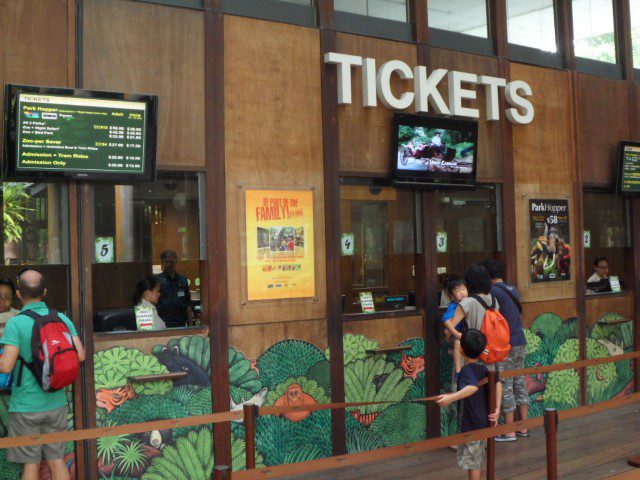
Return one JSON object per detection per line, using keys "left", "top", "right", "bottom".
{"left": 317, "top": 0, "right": 347, "bottom": 456}
{"left": 47, "top": 184, "right": 63, "bottom": 264}
{"left": 204, "top": 0, "right": 232, "bottom": 467}
{"left": 115, "top": 185, "right": 134, "bottom": 262}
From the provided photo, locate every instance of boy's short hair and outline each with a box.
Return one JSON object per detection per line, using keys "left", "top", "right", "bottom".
{"left": 445, "top": 275, "right": 466, "bottom": 295}
{"left": 482, "top": 258, "right": 505, "bottom": 280}
{"left": 460, "top": 329, "right": 487, "bottom": 359}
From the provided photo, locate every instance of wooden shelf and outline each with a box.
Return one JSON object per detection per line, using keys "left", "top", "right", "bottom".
{"left": 365, "top": 346, "right": 412, "bottom": 355}
{"left": 128, "top": 372, "right": 187, "bottom": 382}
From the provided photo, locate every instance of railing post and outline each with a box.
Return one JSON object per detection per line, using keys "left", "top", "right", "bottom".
{"left": 213, "top": 465, "right": 231, "bottom": 480}
{"left": 486, "top": 370, "right": 497, "bottom": 480}
{"left": 244, "top": 403, "right": 259, "bottom": 470}
{"left": 544, "top": 408, "right": 559, "bottom": 480}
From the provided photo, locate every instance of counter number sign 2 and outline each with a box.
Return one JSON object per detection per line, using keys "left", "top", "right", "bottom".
{"left": 95, "top": 237, "right": 114, "bottom": 263}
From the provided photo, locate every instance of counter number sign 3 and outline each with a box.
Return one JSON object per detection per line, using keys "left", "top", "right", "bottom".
{"left": 95, "top": 237, "right": 114, "bottom": 263}
{"left": 436, "top": 232, "right": 448, "bottom": 253}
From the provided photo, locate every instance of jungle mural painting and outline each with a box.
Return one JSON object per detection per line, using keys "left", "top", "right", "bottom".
{"left": 440, "top": 311, "right": 634, "bottom": 436}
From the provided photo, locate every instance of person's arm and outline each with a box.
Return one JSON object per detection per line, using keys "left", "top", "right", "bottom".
{"left": 442, "top": 319, "right": 458, "bottom": 338}
{"left": 489, "top": 381, "right": 503, "bottom": 425}
{"left": 435, "top": 385, "right": 478, "bottom": 408}
{"left": 73, "top": 336, "right": 86, "bottom": 362}
{"left": 451, "top": 305, "right": 466, "bottom": 340}
{"left": 0, "top": 345, "right": 19, "bottom": 374}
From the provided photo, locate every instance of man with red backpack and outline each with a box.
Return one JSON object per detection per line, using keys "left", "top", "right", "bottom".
{"left": 0, "top": 268, "right": 85, "bottom": 480}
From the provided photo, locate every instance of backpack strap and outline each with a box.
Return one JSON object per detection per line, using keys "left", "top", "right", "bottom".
{"left": 495, "top": 284, "right": 523, "bottom": 314}
{"left": 20, "top": 309, "right": 42, "bottom": 320}
{"left": 470, "top": 294, "right": 496, "bottom": 311}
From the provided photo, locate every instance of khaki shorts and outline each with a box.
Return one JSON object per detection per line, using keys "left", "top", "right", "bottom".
{"left": 7, "top": 405, "right": 68, "bottom": 464}
{"left": 457, "top": 439, "right": 486, "bottom": 471}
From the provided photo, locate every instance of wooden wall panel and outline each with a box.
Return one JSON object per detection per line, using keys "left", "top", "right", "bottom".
{"left": 229, "top": 320, "right": 326, "bottom": 360}
{"left": 224, "top": 16, "right": 326, "bottom": 326}
{"left": 577, "top": 74, "right": 629, "bottom": 186}
{"left": 336, "top": 34, "right": 417, "bottom": 175}
{"left": 0, "top": 0, "right": 70, "bottom": 155}
{"left": 510, "top": 63, "right": 576, "bottom": 303}
{"left": 521, "top": 298, "right": 579, "bottom": 328}
{"left": 429, "top": 48, "right": 503, "bottom": 182}
{"left": 586, "top": 293, "right": 633, "bottom": 327}
{"left": 344, "top": 315, "right": 423, "bottom": 348}
{"left": 83, "top": 0, "right": 205, "bottom": 168}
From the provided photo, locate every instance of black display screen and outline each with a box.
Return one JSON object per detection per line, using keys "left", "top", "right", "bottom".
{"left": 617, "top": 141, "right": 640, "bottom": 195}
{"left": 3, "top": 84, "right": 157, "bottom": 181}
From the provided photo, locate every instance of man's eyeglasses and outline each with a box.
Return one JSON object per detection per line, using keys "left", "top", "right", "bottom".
{"left": 596, "top": 264, "right": 609, "bottom": 270}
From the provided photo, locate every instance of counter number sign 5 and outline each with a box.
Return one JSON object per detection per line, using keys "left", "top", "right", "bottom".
{"left": 95, "top": 237, "right": 114, "bottom": 263}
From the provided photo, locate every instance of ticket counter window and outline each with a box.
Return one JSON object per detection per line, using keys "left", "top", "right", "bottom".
{"left": 92, "top": 173, "right": 204, "bottom": 330}
{"left": 340, "top": 186, "right": 416, "bottom": 314}
{"left": 0, "top": 182, "right": 69, "bottom": 312}
{"left": 433, "top": 186, "right": 502, "bottom": 305}
{"left": 583, "top": 191, "right": 631, "bottom": 294}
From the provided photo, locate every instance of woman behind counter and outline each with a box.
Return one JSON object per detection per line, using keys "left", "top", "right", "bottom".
{"left": 134, "top": 276, "right": 166, "bottom": 330}
{"left": 0, "top": 278, "right": 19, "bottom": 336}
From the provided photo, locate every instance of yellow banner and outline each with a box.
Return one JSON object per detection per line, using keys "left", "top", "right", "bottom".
{"left": 245, "top": 190, "right": 315, "bottom": 301}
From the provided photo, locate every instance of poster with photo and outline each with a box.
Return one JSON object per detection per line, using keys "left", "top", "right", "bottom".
{"left": 529, "top": 199, "right": 571, "bottom": 283}
{"left": 245, "top": 190, "right": 315, "bottom": 301}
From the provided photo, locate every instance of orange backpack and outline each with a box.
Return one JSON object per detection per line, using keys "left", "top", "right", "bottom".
{"left": 470, "top": 294, "right": 511, "bottom": 364}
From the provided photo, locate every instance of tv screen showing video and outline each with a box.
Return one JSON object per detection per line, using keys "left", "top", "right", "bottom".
{"left": 392, "top": 114, "right": 478, "bottom": 189}
{"left": 3, "top": 84, "right": 158, "bottom": 182}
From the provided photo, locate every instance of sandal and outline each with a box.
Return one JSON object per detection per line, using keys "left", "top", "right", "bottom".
{"left": 516, "top": 431, "right": 530, "bottom": 437}
{"left": 494, "top": 434, "right": 517, "bottom": 442}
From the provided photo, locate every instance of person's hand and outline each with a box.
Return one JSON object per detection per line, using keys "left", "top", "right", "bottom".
{"left": 435, "top": 394, "right": 454, "bottom": 408}
{"left": 444, "top": 329, "right": 452, "bottom": 341}
{"left": 488, "top": 408, "right": 500, "bottom": 426}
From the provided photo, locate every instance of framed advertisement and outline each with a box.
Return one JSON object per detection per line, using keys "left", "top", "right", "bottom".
{"left": 529, "top": 199, "right": 571, "bottom": 283}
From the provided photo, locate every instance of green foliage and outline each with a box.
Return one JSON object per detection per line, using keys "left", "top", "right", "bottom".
{"left": 166, "top": 385, "right": 200, "bottom": 406}
{"left": 153, "top": 336, "right": 210, "bottom": 375}
{"left": 114, "top": 440, "right": 147, "bottom": 476}
{"left": 186, "top": 387, "right": 213, "bottom": 416}
{"left": 230, "top": 385, "right": 253, "bottom": 405}
{"left": 523, "top": 329, "right": 542, "bottom": 355}
{"left": 228, "top": 347, "right": 261, "bottom": 394}
{"left": 370, "top": 403, "right": 426, "bottom": 446}
{"left": 141, "top": 428, "right": 214, "bottom": 480}
{"left": 344, "top": 357, "right": 412, "bottom": 415}
{"left": 266, "top": 377, "right": 329, "bottom": 405}
{"left": 530, "top": 312, "right": 563, "bottom": 340}
{"left": 387, "top": 338, "right": 424, "bottom": 365}
{"left": 283, "top": 443, "right": 326, "bottom": 464}
{"left": 258, "top": 340, "right": 325, "bottom": 389}
{"left": 545, "top": 369, "right": 580, "bottom": 409}
{"left": 94, "top": 347, "right": 171, "bottom": 395}
{"left": 597, "top": 313, "right": 626, "bottom": 324}
{"left": 255, "top": 415, "right": 296, "bottom": 466}
{"left": 291, "top": 410, "right": 332, "bottom": 457}
{"left": 105, "top": 395, "right": 193, "bottom": 438}
{"left": 346, "top": 427, "right": 387, "bottom": 453}
{"left": 0, "top": 447, "right": 22, "bottom": 478}
{"left": 440, "top": 403, "right": 458, "bottom": 437}
{"left": 405, "top": 371, "right": 426, "bottom": 401}
{"left": 325, "top": 334, "right": 378, "bottom": 364}
{"left": 97, "top": 427, "right": 132, "bottom": 466}
{"left": 230, "top": 435, "right": 265, "bottom": 472}
{"left": 0, "top": 394, "right": 9, "bottom": 437}
{"left": 2, "top": 183, "right": 32, "bottom": 243}
{"left": 557, "top": 317, "right": 579, "bottom": 341}
{"left": 305, "top": 360, "right": 331, "bottom": 395}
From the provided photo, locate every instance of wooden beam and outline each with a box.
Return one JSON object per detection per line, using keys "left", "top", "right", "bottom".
{"left": 615, "top": 0, "right": 634, "bottom": 81}
{"left": 204, "top": 0, "right": 232, "bottom": 467}
{"left": 556, "top": 0, "right": 576, "bottom": 70}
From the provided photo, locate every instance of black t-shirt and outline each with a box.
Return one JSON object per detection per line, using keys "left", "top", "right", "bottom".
{"left": 155, "top": 272, "right": 191, "bottom": 327}
{"left": 457, "top": 362, "right": 489, "bottom": 433}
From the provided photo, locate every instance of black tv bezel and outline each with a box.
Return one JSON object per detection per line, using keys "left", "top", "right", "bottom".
{"left": 616, "top": 140, "right": 640, "bottom": 196}
{"left": 390, "top": 113, "right": 478, "bottom": 190}
{"left": 2, "top": 84, "right": 158, "bottom": 182}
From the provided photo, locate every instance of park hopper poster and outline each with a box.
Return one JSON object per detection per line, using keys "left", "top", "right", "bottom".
{"left": 245, "top": 189, "right": 315, "bottom": 301}
{"left": 529, "top": 199, "right": 571, "bottom": 283}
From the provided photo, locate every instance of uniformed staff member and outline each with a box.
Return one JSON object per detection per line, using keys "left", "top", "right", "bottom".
{"left": 155, "top": 250, "right": 192, "bottom": 328}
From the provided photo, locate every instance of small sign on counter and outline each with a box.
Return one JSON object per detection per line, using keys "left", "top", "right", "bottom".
{"left": 359, "top": 291, "right": 375, "bottom": 313}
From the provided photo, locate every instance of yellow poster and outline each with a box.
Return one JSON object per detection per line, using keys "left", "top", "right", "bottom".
{"left": 245, "top": 190, "right": 315, "bottom": 301}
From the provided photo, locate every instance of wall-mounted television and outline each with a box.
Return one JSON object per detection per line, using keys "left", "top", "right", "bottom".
{"left": 391, "top": 113, "right": 478, "bottom": 190}
{"left": 616, "top": 141, "right": 640, "bottom": 195}
{"left": 3, "top": 84, "right": 158, "bottom": 182}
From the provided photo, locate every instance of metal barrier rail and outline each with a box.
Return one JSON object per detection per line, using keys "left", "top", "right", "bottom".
{"left": 0, "top": 350, "right": 637, "bottom": 479}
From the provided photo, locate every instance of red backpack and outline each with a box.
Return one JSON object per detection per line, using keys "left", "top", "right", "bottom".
{"left": 17, "top": 309, "right": 79, "bottom": 392}
{"left": 470, "top": 294, "right": 511, "bottom": 364}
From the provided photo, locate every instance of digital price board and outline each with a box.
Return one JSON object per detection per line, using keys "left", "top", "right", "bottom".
{"left": 617, "top": 141, "right": 640, "bottom": 195}
{"left": 3, "top": 85, "right": 157, "bottom": 181}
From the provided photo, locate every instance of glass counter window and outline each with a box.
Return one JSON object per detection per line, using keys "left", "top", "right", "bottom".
{"left": 507, "top": 0, "right": 557, "bottom": 52}
{"left": 583, "top": 191, "right": 631, "bottom": 294}
{"left": 335, "top": 0, "right": 409, "bottom": 22}
{"left": 92, "top": 172, "right": 204, "bottom": 331}
{"left": 0, "top": 182, "right": 70, "bottom": 313}
{"left": 631, "top": 0, "right": 640, "bottom": 69}
{"left": 427, "top": 0, "right": 489, "bottom": 38}
{"left": 341, "top": 186, "right": 416, "bottom": 314}
{"left": 572, "top": 0, "right": 617, "bottom": 63}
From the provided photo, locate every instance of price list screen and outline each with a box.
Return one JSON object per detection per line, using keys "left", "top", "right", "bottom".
{"left": 15, "top": 93, "right": 148, "bottom": 175}
{"left": 621, "top": 144, "right": 640, "bottom": 193}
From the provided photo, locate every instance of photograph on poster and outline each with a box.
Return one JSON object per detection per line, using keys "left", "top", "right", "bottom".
{"left": 529, "top": 199, "right": 571, "bottom": 283}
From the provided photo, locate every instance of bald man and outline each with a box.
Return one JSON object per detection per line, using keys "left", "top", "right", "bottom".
{"left": 0, "top": 268, "right": 85, "bottom": 480}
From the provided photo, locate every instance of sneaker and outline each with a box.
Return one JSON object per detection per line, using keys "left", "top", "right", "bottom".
{"left": 494, "top": 434, "right": 517, "bottom": 442}
{"left": 516, "top": 431, "right": 530, "bottom": 437}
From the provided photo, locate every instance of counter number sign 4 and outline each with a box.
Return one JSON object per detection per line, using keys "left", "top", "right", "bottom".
{"left": 95, "top": 237, "right": 114, "bottom": 263}
{"left": 341, "top": 233, "right": 355, "bottom": 256}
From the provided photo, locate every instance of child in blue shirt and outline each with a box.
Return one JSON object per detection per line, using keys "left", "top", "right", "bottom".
{"left": 442, "top": 275, "right": 468, "bottom": 376}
